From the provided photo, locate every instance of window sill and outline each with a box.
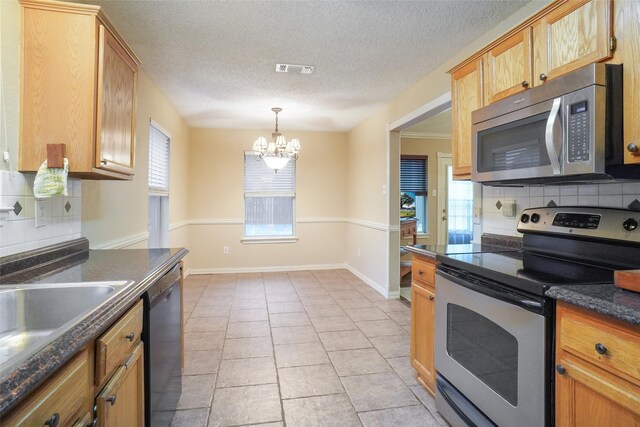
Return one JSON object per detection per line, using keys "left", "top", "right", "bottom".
{"left": 242, "top": 236, "right": 299, "bottom": 244}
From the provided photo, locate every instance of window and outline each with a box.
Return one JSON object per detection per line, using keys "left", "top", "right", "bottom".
{"left": 400, "top": 156, "right": 428, "bottom": 233}
{"left": 244, "top": 152, "right": 295, "bottom": 238}
{"left": 148, "top": 121, "right": 170, "bottom": 248}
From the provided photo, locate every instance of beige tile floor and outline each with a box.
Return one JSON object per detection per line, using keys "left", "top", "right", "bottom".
{"left": 168, "top": 269, "right": 449, "bottom": 427}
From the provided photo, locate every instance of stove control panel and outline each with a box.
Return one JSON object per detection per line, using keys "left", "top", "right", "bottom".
{"left": 517, "top": 207, "right": 640, "bottom": 242}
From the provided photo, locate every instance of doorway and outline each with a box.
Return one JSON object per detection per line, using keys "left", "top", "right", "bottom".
{"left": 437, "top": 155, "right": 474, "bottom": 245}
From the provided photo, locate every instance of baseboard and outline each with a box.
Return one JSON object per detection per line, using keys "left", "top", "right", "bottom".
{"left": 344, "top": 264, "right": 396, "bottom": 299}
{"left": 92, "top": 232, "right": 149, "bottom": 249}
{"left": 189, "top": 263, "right": 347, "bottom": 275}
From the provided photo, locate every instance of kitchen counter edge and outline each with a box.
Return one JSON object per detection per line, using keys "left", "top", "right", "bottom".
{"left": 0, "top": 247, "right": 189, "bottom": 415}
{"left": 546, "top": 285, "right": 640, "bottom": 326}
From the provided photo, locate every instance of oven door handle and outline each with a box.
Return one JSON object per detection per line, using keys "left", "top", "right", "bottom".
{"left": 437, "top": 269, "right": 545, "bottom": 315}
{"left": 545, "top": 96, "right": 563, "bottom": 175}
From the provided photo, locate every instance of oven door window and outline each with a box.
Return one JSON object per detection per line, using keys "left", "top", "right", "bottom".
{"left": 477, "top": 112, "right": 551, "bottom": 172}
{"left": 447, "top": 304, "right": 518, "bottom": 406}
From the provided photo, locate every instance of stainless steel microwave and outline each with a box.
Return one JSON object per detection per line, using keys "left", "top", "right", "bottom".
{"left": 471, "top": 63, "right": 637, "bottom": 185}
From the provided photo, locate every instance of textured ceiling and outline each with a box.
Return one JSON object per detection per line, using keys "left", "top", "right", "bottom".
{"left": 83, "top": 0, "right": 531, "bottom": 132}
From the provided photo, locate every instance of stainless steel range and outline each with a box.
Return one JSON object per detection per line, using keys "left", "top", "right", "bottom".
{"left": 434, "top": 207, "right": 640, "bottom": 427}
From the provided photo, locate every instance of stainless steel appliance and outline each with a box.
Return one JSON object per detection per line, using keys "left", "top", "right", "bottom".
{"left": 471, "top": 63, "right": 638, "bottom": 185}
{"left": 434, "top": 207, "right": 640, "bottom": 427}
{"left": 142, "top": 263, "right": 182, "bottom": 426}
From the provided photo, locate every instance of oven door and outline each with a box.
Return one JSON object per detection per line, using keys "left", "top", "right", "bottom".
{"left": 435, "top": 269, "right": 548, "bottom": 427}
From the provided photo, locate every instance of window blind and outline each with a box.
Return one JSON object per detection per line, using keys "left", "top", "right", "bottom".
{"left": 400, "top": 157, "right": 427, "bottom": 193}
{"left": 244, "top": 153, "right": 295, "bottom": 196}
{"left": 148, "top": 124, "right": 170, "bottom": 195}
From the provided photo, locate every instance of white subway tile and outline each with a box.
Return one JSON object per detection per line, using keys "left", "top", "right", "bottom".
{"left": 598, "top": 194, "right": 623, "bottom": 208}
{"left": 529, "top": 196, "right": 544, "bottom": 207}
{"left": 0, "top": 171, "right": 26, "bottom": 197}
{"left": 25, "top": 219, "right": 51, "bottom": 242}
{"left": 482, "top": 185, "right": 493, "bottom": 199}
{"left": 578, "top": 195, "right": 599, "bottom": 206}
{"left": 559, "top": 196, "right": 578, "bottom": 206}
{"left": 505, "top": 188, "right": 516, "bottom": 198}
{"left": 516, "top": 187, "right": 530, "bottom": 198}
{"left": 544, "top": 186, "right": 560, "bottom": 196}
{"left": 52, "top": 196, "right": 65, "bottom": 218}
{"left": 494, "top": 187, "right": 505, "bottom": 198}
{"left": 598, "top": 183, "right": 622, "bottom": 195}
{"left": 578, "top": 185, "right": 598, "bottom": 196}
{"left": 622, "top": 182, "right": 640, "bottom": 195}
{"left": 72, "top": 216, "right": 81, "bottom": 234}
{"left": 529, "top": 187, "right": 544, "bottom": 197}
{"left": 5, "top": 220, "right": 26, "bottom": 246}
{"left": 24, "top": 174, "right": 35, "bottom": 197}
{"left": 560, "top": 185, "right": 578, "bottom": 196}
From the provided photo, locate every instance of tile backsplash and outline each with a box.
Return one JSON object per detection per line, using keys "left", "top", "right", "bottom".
{"left": 0, "top": 170, "right": 81, "bottom": 257}
{"left": 482, "top": 182, "right": 640, "bottom": 237}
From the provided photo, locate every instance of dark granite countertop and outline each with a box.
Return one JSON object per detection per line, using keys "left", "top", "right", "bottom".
{"left": 404, "top": 242, "right": 518, "bottom": 259}
{"left": 0, "top": 243, "right": 188, "bottom": 415}
{"left": 546, "top": 284, "right": 640, "bottom": 326}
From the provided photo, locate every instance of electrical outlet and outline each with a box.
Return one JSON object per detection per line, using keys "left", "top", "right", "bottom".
{"left": 473, "top": 207, "right": 482, "bottom": 225}
{"left": 223, "top": 246, "right": 229, "bottom": 255}
{"left": 35, "top": 199, "right": 48, "bottom": 228}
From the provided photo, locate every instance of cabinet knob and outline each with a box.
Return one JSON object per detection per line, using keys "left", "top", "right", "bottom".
{"left": 521, "top": 80, "right": 529, "bottom": 88}
{"left": 101, "top": 158, "right": 108, "bottom": 165}
{"left": 595, "top": 343, "right": 608, "bottom": 355}
{"left": 106, "top": 395, "right": 117, "bottom": 406}
{"left": 125, "top": 332, "right": 135, "bottom": 341}
{"left": 44, "top": 413, "right": 60, "bottom": 427}
{"left": 429, "top": 295, "right": 435, "bottom": 301}
{"left": 418, "top": 270, "right": 424, "bottom": 276}
{"left": 628, "top": 143, "right": 639, "bottom": 154}
{"left": 539, "top": 73, "right": 547, "bottom": 82}
{"left": 555, "top": 364, "right": 566, "bottom": 375}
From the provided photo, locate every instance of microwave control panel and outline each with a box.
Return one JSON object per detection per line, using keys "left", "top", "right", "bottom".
{"left": 567, "top": 101, "right": 590, "bottom": 163}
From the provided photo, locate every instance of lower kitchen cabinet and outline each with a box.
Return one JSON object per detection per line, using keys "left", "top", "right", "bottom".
{"left": 1, "top": 349, "right": 92, "bottom": 426}
{"left": 96, "top": 342, "right": 144, "bottom": 427}
{"left": 555, "top": 302, "right": 640, "bottom": 427}
{"left": 410, "top": 254, "right": 437, "bottom": 396}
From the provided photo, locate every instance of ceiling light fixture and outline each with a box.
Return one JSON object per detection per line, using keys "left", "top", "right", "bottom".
{"left": 252, "top": 107, "right": 301, "bottom": 171}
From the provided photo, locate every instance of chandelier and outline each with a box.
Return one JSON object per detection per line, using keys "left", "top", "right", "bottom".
{"left": 253, "top": 107, "right": 301, "bottom": 170}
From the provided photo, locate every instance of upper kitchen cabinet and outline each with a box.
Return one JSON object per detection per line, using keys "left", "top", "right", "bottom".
{"left": 483, "top": 29, "right": 532, "bottom": 104}
{"left": 451, "top": 58, "right": 483, "bottom": 180}
{"left": 532, "top": 0, "right": 613, "bottom": 86}
{"left": 19, "top": 0, "right": 141, "bottom": 180}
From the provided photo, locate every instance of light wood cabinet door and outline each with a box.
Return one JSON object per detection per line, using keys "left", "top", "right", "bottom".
{"left": 411, "top": 281, "right": 435, "bottom": 396}
{"left": 555, "top": 353, "right": 640, "bottom": 427}
{"left": 96, "top": 25, "right": 137, "bottom": 175}
{"left": 484, "top": 28, "right": 533, "bottom": 103}
{"left": 96, "top": 342, "right": 144, "bottom": 427}
{"left": 533, "top": 0, "right": 613, "bottom": 85}
{"left": 621, "top": 0, "right": 640, "bottom": 165}
{"left": 19, "top": 0, "right": 139, "bottom": 180}
{"left": 451, "top": 58, "right": 483, "bottom": 180}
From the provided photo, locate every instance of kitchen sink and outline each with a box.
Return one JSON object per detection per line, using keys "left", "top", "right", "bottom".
{"left": 0, "top": 281, "right": 130, "bottom": 373}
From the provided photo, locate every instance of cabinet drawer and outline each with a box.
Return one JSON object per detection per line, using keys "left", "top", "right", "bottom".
{"left": 559, "top": 306, "right": 640, "bottom": 381}
{"left": 95, "top": 299, "right": 143, "bottom": 386}
{"left": 412, "top": 256, "right": 436, "bottom": 287}
{"left": 3, "top": 349, "right": 90, "bottom": 427}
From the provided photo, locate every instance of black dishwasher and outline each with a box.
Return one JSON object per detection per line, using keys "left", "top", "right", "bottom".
{"left": 142, "top": 262, "right": 182, "bottom": 426}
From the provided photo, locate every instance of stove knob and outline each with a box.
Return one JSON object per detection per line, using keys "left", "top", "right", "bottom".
{"left": 531, "top": 213, "right": 541, "bottom": 223}
{"left": 623, "top": 218, "right": 639, "bottom": 232}
{"left": 520, "top": 213, "right": 530, "bottom": 223}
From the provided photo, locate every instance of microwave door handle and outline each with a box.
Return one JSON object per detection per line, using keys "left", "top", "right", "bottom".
{"left": 545, "top": 97, "right": 562, "bottom": 175}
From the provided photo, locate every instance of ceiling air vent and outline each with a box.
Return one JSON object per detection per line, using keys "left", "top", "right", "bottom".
{"left": 275, "top": 63, "right": 315, "bottom": 74}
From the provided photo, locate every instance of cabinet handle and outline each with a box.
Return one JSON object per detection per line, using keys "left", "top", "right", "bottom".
{"left": 106, "top": 395, "right": 117, "bottom": 406}
{"left": 628, "top": 143, "right": 639, "bottom": 154}
{"left": 521, "top": 80, "right": 529, "bottom": 88}
{"left": 418, "top": 270, "right": 424, "bottom": 276}
{"left": 44, "top": 413, "right": 60, "bottom": 427}
{"left": 595, "top": 343, "right": 608, "bottom": 355}
{"left": 555, "top": 364, "right": 566, "bottom": 375}
{"left": 100, "top": 158, "right": 108, "bottom": 165}
{"left": 125, "top": 332, "right": 135, "bottom": 341}
{"left": 429, "top": 295, "right": 435, "bottom": 301}
{"left": 539, "top": 73, "right": 547, "bottom": 82}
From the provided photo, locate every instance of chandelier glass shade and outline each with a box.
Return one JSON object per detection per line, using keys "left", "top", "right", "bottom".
{"left": 253, "top": 108, "right": 300, "bottom": 170}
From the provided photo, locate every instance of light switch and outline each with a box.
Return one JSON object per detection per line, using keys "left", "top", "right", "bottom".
{"left": 502, "top": 200, "right": 516, "bottom": 218}
{"left": 35, "top": 199, "right": 48, "bottom": 227}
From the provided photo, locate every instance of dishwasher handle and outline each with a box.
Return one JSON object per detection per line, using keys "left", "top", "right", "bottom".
{"left": 148, "top": 263, "right": 181, "bottom": 304}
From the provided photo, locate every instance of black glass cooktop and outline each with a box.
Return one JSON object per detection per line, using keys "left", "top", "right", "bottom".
{"left": 439, "top": 251, "right": 614, "bottom": 296}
